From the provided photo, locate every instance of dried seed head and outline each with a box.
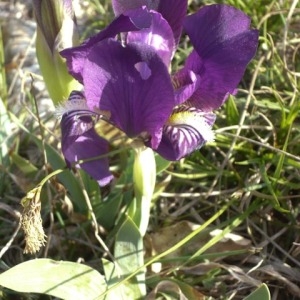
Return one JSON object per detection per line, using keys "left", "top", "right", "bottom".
{"left": 21, "top": 187, "right": 47, "bottom": 254}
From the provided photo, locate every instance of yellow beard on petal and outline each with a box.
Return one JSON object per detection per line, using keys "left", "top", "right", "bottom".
{"left": 167, "top": 109, "right": 215, "bottom": 143}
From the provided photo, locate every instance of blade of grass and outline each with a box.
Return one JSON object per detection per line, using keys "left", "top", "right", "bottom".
{"left": 0, "top": 25, "right": 7, "bottom": 103}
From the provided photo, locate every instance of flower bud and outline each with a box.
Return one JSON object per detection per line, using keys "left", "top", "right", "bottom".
{"left": 33, "top": 0, "right": 81, "bottom": 104}
{"left": 132, "top": 141, "right": 156, "bottom": 236}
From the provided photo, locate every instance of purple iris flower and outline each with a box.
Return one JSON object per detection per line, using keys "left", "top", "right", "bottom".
{"left": 59, "top": 2, "right": 258, "bottom": 186}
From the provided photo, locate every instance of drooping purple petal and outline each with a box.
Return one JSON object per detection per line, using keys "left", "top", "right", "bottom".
{"left": 126, "top": 10, "right": 175, "bottom": 66}
{"left": 112, "top": 0, "right": 187, "bottom": 45}
{"left": 182, "top": 4, "right": 259, "bottom": 111}
{"left": 60, "top": 7, "right": 152, "bottom": 83}
{"left": 61, "top": 94, "right": 113, "bottom": 186}
{"left": 81, "top": 39, "right": 175, "bottom": 149}
{"left": 151, "top": 107, "right": 216, "bottom": 161}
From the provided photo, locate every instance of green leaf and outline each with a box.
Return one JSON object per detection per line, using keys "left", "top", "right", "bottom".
{"left": 102, "top": 258, "right": 141, "bottom": 300}
{"left": 93, "top": 153, "right": 134, "bottom": 230}
{"left": 78, "top": 168, "right": 101, "bottom": 205}
{"left": 0, "top": 259, "right": 107, "bottom": 300}
{"left": 155, "top": 153, "right": 171, "bottom": 174}
{"left": 10, "top": 152, "right": 38, "bottom": 176}
{"left": 259, "top": 163, "right": 288, "bottom": 212}
{"left": 225, "top": 95, "right": 240, "bottom": 125}
{"left": 243, "top": 284, "right": 271, "bottom": 300}
{"left": 112, "top": 215, "right": 146, "bottom": 298}
{"left": 0, "top": 25, "right": 7, "bottom": 102}
{"left": 94, "top": 188, "right": 124, "bottom": 230}
{"left": 99, "top": 217, "right": 146, "bottom": 299}
{"left": 44, "top": 143, "right": 87, "bottom": 212}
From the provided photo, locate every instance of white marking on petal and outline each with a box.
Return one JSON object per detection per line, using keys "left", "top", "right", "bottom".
{"left": 134, "top": 61, "right": 151, "bottom": 80}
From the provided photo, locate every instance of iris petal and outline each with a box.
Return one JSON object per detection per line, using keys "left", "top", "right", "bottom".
{"left": 153, "top": 107, "right": 216, "bottom": 160}
{"left": 81, "top": 39, "right": 175, "bottom": 149}
{"left": 153, "top": 0, "right": 187, "bottom": 45}
{"left": 112, "top": 0, "right": 187, "bottom": 45}
{"left": 183, "top": 4, "right": 259, "bottom": 111}
{"left": 61, "top": 93, "right": 113, "bottom": 186}
{"left": 173, "top": 69, "right": 201, "bottom": 105}
{"left": 127, "top": 10, "right": 175, "bottom": 66}
{"left": 60, "top": 7, "right": 152, "bottom": 83}
{"left": 112, "top": 0, "right": 147, "bottom": 15}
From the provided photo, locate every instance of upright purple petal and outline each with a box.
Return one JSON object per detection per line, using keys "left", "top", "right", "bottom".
{"left": 154, "top": 0, "right": 187, "bottom": 45}
{"left": 112, "top": 0, "right": 147, "bottom": 15}
{"left": 152, "top": 107, "right": 216, "bottom": 160}
{"left": 173, "top": 68, "right": 201, "bottom": 105}
{"left": 60, "top": 7, "right": 152, "bottom": 83}
{"left": 81, "top": 39, "right": 175, "bottom": 149}
{"left": 61, "top": 94, "right": 113, "bottom": 186}
{"left": 112, "top": 0, "right": 187, "bottom": 45}
{"left": 183, "top": 4, "right": 259, "bottom": 111}
{"left": 127, "top": 10, "right": 175, "bottom": 66}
